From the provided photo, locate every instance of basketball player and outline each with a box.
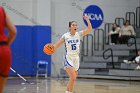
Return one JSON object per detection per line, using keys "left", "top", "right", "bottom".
{"left": 0, "top": 6, "right": 17, "bottom": 93}
{"left": 53, "top": 15, "right": 92, "bottom": 93}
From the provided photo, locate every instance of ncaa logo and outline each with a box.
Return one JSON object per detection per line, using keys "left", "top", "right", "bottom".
{"left": 83, "top": 5, "right": 104, "bottom": 29}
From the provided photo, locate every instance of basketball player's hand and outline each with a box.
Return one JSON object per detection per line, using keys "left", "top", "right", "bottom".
{"left": 83, "top": 15, "right": 89, "bottom": 21}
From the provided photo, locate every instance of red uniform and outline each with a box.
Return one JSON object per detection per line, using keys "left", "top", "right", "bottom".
{"left": 0, "top": 6, "right": 12, "bottom": 77}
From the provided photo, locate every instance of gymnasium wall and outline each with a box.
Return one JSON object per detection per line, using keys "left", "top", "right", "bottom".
{"left": 0, "top": 0, "right": 139, "bottom": 77}
{"left": 0, "top": 0, "right": 52, "bottom": 76}
{"left": 0, "top": 0, "right": 51, "bottom": 25}
{"left": 51, "top": 0, "right": 140, "bottom": 76}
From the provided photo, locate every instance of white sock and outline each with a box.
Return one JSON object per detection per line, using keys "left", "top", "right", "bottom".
{"left": 65, "top": 91, "right": 69, "bottom": 93}
{"left": 65, "top": 91, "right": 73, "bottom": 93}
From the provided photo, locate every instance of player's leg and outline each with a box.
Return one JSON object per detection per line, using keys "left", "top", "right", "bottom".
{"left": 65, "top": 67, "right": 77, "bottom": 93}
{"left": 0, "top": 46, "right": 11, "bottom": 93}
{"left": 0, "top": 76, "right": 7, "bottom": 93}
{"left": 66, "top": 55, "right": 79, "bottom": 93}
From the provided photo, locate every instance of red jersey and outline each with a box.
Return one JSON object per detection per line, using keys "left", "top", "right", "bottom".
{"left": 0, "top": 6, "right": 11, "bottom": 77}
{"left": 0, "top": 6, "right": 7, "bottom": 42}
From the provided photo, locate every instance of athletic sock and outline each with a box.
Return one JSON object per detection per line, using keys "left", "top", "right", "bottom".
{"left": 65, "top": 91, "right": 69, "bottom": 93}
{"left": 65, "top": 91, "right": 73, "bottom": 93}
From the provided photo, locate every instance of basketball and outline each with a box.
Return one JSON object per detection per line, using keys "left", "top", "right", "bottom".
{"left": 43, "top": 44, "right": 55, "bottom": 55}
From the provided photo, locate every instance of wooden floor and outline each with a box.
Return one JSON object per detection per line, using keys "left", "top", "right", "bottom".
{"left": 4, "top": 77, "right": 140, "bottom": 93}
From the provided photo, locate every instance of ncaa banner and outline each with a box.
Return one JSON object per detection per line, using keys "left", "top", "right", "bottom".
{"left": 83, "top": 5, "right": 104, "bottom": 29}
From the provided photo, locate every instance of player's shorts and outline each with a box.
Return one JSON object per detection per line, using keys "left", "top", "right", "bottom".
{"left": 63, "top": 54, "right": 80, "bottom": 71}
{"left": 0, "top": 42, "right": 12, "bottom": 77}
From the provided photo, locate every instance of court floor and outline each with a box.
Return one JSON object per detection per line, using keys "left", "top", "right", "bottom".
{"left": 4, "top": 77, "right": 140, "bottom": 93}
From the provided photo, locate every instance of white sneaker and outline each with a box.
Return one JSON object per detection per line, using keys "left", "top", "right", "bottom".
{"left": 123, "top": 60, "right": 131, "bottom": 64}
{"left": 135, "top": 65, "right": 140, "bottom": 70}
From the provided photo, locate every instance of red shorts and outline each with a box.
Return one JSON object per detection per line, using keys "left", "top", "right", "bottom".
{"left": 0, "top": 45, "right": 12, "bottom": 77}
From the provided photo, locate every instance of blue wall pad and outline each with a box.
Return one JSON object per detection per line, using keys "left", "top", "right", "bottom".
{"left": 9, "top": 25, "right": 51, "bottom": 76}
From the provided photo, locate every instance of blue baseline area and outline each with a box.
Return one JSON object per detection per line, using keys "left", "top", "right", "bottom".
{"left": 9, "top": 25, "right": 52, "bottom": 76}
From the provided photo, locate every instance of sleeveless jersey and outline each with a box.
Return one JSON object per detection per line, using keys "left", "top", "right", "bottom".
{"left": 61, "top": 31, "right": 83, "bottom": 55}
{"left": 0, "top": 6, "right": 7, "bottom": 42}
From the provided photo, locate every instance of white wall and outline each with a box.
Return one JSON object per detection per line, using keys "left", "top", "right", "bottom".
{"left": 51, "top": 0, "right": 139, "bottom": 77}
{"left": 36, "top": 0, "right": 51, "bottom": 25}
{"left": 0, "top": 0, "right": 51, "bottom": 25}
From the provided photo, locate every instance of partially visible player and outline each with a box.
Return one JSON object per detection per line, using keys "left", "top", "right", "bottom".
{"left": 123, "top": 50, "right": 140, "bottom": 69}
{"left": 52, "top": 15, "right": 92, "bottom": 93}
{"left": 0, "top": 6, "right": 17, "bottom": 93}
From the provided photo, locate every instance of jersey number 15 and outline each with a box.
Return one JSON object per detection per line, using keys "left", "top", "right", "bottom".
{"left": 71, "top": 44, "right": 76, "bottom": 50}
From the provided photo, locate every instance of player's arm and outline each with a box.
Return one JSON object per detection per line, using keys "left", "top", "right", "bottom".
{"left": 53, "top": 39, "right": 64, "bottom": 50}
{"left": 82, "top": 15, "right": 92, "bottom": 36}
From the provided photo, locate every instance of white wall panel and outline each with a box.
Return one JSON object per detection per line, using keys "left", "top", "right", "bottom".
{"left": 0, "top": 0, "right": 51, "bottom": 25}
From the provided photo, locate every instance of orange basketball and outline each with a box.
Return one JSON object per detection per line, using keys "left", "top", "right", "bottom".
{"left": 43, "top": 44, "right": 55, "bottom": 55}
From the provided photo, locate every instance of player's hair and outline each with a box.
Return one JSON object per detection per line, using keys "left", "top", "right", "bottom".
{"left": 69, "top": 21, "right": 77, "bottom": 27}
